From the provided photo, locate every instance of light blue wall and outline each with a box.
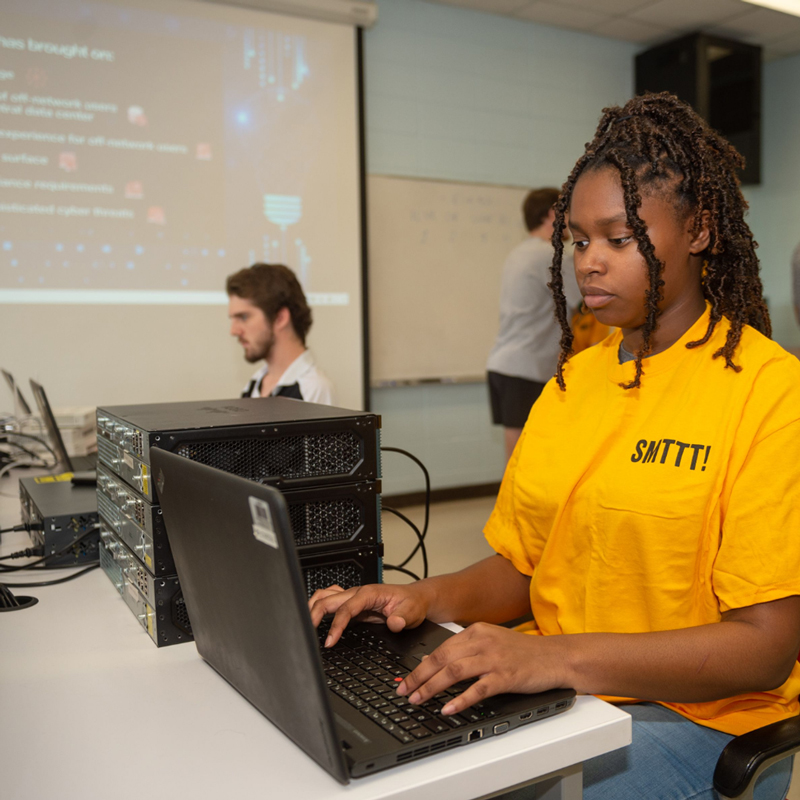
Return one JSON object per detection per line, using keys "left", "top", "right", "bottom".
{"left": 744, "top": 52, "right": 800, "bottom": 349}
{"left": 364, "top": 0, "right": 637, "bottom": 494}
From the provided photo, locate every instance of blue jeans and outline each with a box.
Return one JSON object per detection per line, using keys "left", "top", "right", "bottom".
{"left": 504, "top": 703, "right": 793, "bottom": 800}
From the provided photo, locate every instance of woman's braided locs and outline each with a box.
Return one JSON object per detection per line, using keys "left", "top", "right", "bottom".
{"left": 549, "top": 92, "right": 770, "bottom": 390}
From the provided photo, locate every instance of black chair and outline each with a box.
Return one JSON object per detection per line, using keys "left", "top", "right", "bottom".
{"left": 714, "top": 715, "right": 800, "bottom": 799}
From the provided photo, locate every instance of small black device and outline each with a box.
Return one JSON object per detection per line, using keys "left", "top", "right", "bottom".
{"left": 18, "top": 476, "right": 99, "bottom": 567}
{"left": 151, "top": 448, "right": 576, "bottom": 782}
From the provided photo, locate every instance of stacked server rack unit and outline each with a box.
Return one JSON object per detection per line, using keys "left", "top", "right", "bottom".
{"left": 94, "top": 397, "right": 382, "bottom": 647}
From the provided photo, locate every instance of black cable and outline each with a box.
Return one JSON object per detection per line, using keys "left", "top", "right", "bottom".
{"left": 0, "top": 581, "right": 22, "bottom": 609}
{"left": 0, "top": 527, "right": 98, "bottom": 572}
{"left": 0, "top": 439, "right": 47, "bottom": 463}
{"left": 0, "top": 545, "right": 44, "bottom": 561}
{"left": 1, "top": 563, "right": 99, "bottom": 587}
{"left": 0, "top": 432, "right": 57, "bottom": 464}
{"left": 383, "top": 564, "right": 421, "bottom": 582}
{"left": 382, "top": 506, "right": 428, "bottom": 580}
{"left": 381, "top": 447, "right": 431, "bottom": 577}
{"left": 0, "top": 524, "right": 27, "bottom": 534}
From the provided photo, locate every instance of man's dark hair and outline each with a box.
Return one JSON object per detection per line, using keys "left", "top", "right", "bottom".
{"left": 548, "top": 92, "right": 769, "bottom": 391}
{"left": 226, "top": 263, "right": 313, "bottom": 345}
{"left": 523, "top": 188, "right": 560, "bottom": 232}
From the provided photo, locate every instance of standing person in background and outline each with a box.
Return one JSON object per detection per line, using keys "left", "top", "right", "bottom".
{"left": 227, "top": 263, "right": 335, "bottom": 404}
{"left": 487, "top": 188, "right": 582, "bottom": 461}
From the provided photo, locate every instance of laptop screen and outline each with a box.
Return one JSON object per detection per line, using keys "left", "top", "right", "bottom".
{"left": 29, "top": 379, "right": 73, "bottom": 472}
{"left": 2, "top": 369, "right": 32, "bottom": 417}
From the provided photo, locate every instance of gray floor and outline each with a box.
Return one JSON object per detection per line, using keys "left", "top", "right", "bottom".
{"left": 379, "top": 495, "right": 800, "bottom": 798}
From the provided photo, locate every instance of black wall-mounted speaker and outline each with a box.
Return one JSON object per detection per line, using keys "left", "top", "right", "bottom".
{"left": 635, "top": 32, "right": 762, "bottom": 185}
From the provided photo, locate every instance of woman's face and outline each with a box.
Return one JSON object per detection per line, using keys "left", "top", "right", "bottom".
{"left": 568, "top": 166, "right": 708, "bottom": 347}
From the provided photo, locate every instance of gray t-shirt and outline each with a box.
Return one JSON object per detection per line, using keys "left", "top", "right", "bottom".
{"left": 486, "top": 236, "right": 581, "bottom": 383}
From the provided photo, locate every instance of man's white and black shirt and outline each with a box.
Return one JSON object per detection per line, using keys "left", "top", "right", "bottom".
{"left": 241, "top": 350, "right": 335, "bottom": 405}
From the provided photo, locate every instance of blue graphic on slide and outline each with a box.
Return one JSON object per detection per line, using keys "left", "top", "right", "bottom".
{"left": 264, "top": 194, "right": 301, "bottom": 229}
{"left": 243, "top": 30, "right": 309, "bottom": 99}
{"left": 263, "top": 194, "right": 310, "bottom": 282}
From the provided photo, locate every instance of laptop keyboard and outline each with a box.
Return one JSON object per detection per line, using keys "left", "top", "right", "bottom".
{"left": 318, "top": 623, "right": 497, "bottom": 745}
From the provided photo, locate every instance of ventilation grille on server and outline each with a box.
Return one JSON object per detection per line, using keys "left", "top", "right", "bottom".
{"left": 303, "top": 563, "right": 361, "bottom": 598}
{"left": 172, "top": 592, "right": 193, "bottom": 635}
{"left": 174, "top": 432, "right": 361, "bottom": 482}
{"left": 97, "top": 491, "right": 119, "bottom": 526}
{"left": 97, "top": 435, "right": 118, "bottom": 466}
{"left": 288, "top": 498, "right": 361, "bottom": 547}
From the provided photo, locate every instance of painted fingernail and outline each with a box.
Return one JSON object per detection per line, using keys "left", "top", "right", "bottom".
{"left": 442, "top": 703, "right": 455, "bottom": 715}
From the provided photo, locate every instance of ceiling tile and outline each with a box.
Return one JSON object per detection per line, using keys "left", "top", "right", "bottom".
{"left": 763, "top": 43, "right": 795, "bottom": 58}
{"left": 705, "top": 6, "right": 800, "bottom": 38}
{"left": 430, "top": 0, "right": 532, "bottom": 13}
{"left": 513, "top": 0, "right": 614, "bottom": 30}
{"left": 760, "top": 26, "right": 800, "bottom": 55}
{"left": 421, "top": 0, "right": 800, "bottom": 51}
{"left": 551, "top": 0, "right": 655, "bottom": 13}
{"left": 630, "top": 0, "right": 751, "bottom": 28}
{"left": 593, "top": 16, "right": 677, "bottom": 43}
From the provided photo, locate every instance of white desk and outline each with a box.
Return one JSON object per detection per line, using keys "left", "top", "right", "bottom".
{"left": 0, "top": 477, "right": 631, "bottom": 800}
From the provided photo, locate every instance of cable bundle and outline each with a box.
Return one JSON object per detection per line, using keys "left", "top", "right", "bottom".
{"left": 381, "top": 447, "right": 430, "bottom": 582}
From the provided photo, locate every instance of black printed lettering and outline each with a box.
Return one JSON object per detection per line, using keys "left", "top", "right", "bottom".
{"left": 631, "top": 440, "right": 647, "bottom": 463}
{"left": 643, "top": 440, "right": 662, "bottom": 464}
{"left": 631, "top": 437, "right": 712, "bottom": 471}
{"left": 689, "top": 443, "right": 705, "bottom": 471}
{"left": 674, "top": 441, "right": 690, "bottom": 467}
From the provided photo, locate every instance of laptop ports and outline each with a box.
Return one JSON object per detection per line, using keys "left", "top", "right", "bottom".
{"left": 468, "top": 728, "right": 484, "bottom": 742}
{"left": 493, "top": 722, "right": 510, "bottom": 735}
{"left": 519, "top": 711, "right": 533, "bottom": 721}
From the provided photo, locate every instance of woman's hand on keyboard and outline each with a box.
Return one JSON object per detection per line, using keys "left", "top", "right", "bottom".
{"left": 308, "top": 583, "right": 431, "bottom": 648}
{"left": 396, "top": 622, "right": 568, "bottom": 714}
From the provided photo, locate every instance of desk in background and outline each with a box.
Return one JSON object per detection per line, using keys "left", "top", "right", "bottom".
{"left": 0, "top": 480, "right": 631, "bottom": 800}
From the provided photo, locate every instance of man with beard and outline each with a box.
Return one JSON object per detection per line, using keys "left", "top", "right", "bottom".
{"left": 227, "top": 263, "right": 335, "bottom": 404}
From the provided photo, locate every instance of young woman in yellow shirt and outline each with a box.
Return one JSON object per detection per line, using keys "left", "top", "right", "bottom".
{"left": 310, "top": 93, "right": 800, "bottom": 799}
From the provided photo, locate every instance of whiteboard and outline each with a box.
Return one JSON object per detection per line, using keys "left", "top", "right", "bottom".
{"left": 368, "top": 175, "right": 529, "bottom": 385}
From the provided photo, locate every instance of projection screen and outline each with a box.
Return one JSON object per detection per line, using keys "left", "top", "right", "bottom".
{"left": 0, "top": 0, "right": 365, "bottom": 410}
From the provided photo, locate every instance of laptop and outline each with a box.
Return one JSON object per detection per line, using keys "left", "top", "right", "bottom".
{"left": 2, "top": 369, "right": 32, "bottom": 416}
{"left": 151, "top": 448, "right": 576, "bottom": 784}
{"left": 29, "top": 379, "right": 97, "bottom": 475}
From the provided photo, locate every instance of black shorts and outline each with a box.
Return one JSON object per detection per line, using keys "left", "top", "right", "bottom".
{"left": 487, "top": 371, "right": 546, "bottom": 429}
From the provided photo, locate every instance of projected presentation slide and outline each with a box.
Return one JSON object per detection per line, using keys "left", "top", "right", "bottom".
{"left": 0, "top": 0, "right": 361, "bottom": 306}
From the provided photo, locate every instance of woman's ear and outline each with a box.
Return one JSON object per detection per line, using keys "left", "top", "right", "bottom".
{"left": 689, "top": 210, "right": 712, "bottom": 254}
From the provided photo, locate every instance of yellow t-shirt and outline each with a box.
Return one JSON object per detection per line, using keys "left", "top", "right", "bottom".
{"left": 484, "top": 306, "right": 800, "bottom": 736}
